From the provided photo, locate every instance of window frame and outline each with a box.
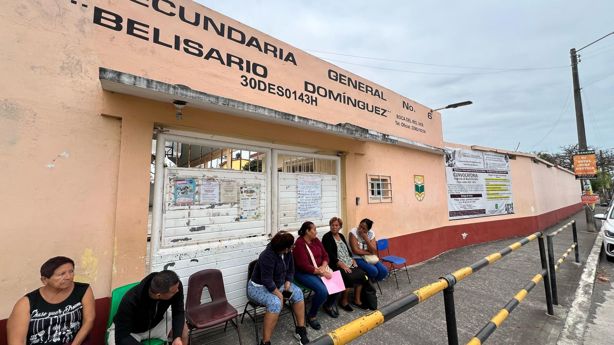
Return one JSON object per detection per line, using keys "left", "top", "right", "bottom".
{"left": 367, "top": 174, "right": 392, "bottom": 203}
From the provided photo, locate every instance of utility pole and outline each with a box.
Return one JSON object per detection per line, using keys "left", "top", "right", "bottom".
{"left": 569, "top": 48, "right": 595, "bottom": 231}
{"left": 570, "top": 31, "right": 614, "bottom": 231}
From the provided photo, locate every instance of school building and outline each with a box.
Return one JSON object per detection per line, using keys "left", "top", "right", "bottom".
{"left": 0, "top": 0, "right": 581, "bottom": 343}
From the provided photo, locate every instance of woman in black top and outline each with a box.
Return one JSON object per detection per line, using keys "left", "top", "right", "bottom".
{"left": 322, "top": 217, "right": 367, "bottom": 311}
{"left": 7, "top": 256, "right": 95, "bottom": 345}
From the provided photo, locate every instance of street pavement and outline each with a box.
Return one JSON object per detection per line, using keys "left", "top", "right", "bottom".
{"left": 192, "top": 210, "right": 601, "bottom": 345}
{"left": 583, "top": 238, "right": 614, "bottom": 345}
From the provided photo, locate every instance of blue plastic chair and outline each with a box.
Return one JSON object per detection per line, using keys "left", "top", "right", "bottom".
{"left": 377, "top": 238, "right": 411, "bottom": 289}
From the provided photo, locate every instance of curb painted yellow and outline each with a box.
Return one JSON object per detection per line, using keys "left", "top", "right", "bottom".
{"left": 467, "top": 338, "right": 482, "bottom": 345}
{"left": 531, "top": 274, "right": 543, "bottom": 284}
{"left": 329, "top": 311, "right": 385, "bottom": 345}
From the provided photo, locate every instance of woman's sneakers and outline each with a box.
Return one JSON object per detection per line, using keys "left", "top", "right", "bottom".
{"left": 259, "top": 341, "right": 271, "bottom": 345}
{"left": 294, "top": 326, "right": 310, "bottom": 344}
{"left": 306, "top": 317, "right": 321, "bottom": 330}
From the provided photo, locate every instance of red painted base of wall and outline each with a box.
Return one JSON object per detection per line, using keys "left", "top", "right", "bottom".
{"left": 1, "top": 203, "right": 582, "bottom": 345}
{"left": 387, "top": 203, "right": 583, "bottom": 266}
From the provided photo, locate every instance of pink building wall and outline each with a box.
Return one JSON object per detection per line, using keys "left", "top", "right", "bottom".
{"left": 0, "top": 1, "right": 580, "bottom": 343}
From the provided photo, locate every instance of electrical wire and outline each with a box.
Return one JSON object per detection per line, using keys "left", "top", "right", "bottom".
{"left": 308, "top": 49, "right": 570, "bottom": 73}
{"left": 319, "top": 56, "right": 569, "bottom": 76}
{"left": 582, "top": 88, "right": 607, "bottom": 146}
{"left": 529, "top": 91, "right": 572, "bottom": 151}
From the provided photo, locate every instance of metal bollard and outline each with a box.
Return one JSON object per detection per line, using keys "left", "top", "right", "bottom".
{"left": 546, "top": 235, "right": 558, "bottom": 305}
{"left": 572, "top": 221, "right": 580, "bottom": 263}
{"left": 443, "top": 286, "right": 459, "bottom": 345}
{"left": 538, "top": 236, "right": 554, "bottom": 315}
{"left": 441, "top": 274, "right": 459, "bottom": 345}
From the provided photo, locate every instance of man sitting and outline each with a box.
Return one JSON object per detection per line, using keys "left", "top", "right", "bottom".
{"left": 108, "top": 270, "right": 188, "bottom": 345}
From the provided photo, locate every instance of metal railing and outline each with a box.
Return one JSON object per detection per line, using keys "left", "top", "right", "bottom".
{"left": 309, "top": 219, "right": 582, "bottom": 345}
{"left": 466, "top": 220, "right": 579, "bottom": 345}
{"left": 309, "top": 231, "right": 546, "bottom": 345}
{"left": 466, "top": 270, "right": 547, "bottom": 345}
{"left": 546, "top": 220, "right": 580, "bottom": 305}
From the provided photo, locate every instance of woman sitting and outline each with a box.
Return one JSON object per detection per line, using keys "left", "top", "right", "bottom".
{"left": 349, "top": 218, "right": 389, "bottom": 282}
{"left": 322, "top": 217, "right": 368, "bottom": 311}
{"left": 248, "top": 231, "right": 309, "bottom": 345}
{"left": 293, "top": 221, "right": 340, "bottom": 330}
{"left": 7, "top": 256, "right": 95, "bottom": 345}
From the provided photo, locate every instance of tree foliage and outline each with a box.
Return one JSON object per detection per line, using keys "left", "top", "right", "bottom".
{"left": 534, "top": 145, "right": 614, "bottom": 198}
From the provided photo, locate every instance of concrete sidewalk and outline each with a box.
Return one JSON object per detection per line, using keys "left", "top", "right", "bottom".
{"left": 193, "top": 211, "right": 598, "bottom": 345}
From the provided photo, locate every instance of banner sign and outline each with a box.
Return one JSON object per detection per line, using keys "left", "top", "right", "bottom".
{"left": 581, "top": 194, "right": 600, "bottom": 205}
{"left": 444, "top": 148, "right": 514, "bottom": 220}
{"left": 573, "top": 151, "right": 597, "bottom": 179}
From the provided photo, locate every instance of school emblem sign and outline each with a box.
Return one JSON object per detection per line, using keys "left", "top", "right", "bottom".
{"left": 414, "top": 175, "right": 425, "bottom": 201}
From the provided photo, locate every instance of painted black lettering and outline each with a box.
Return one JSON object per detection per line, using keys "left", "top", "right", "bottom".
{"left": 226, "top": 54, "right": 244, "bottom": 71}
{"left": 263, "top": 42, "right": 277, "bottom": 58}
{"left": 203, "top": 16, "right": 225, "bottom": 36}
{"left": 93, "top": 7, "right": 123, "bottom": 31}
{"left": 328, "top": 69, "right": 338, "bottom": 81}
{"left": 152, "top": 0, "right": 175, "bottom": 16}
{"left": 178, "top": 6, "right": 200, "bottom": 26}
{"left": 204, "top": 48, "right": 225, "bottom": 65}
{"left": 152, "top": 27, "right": 172, "bottom": 48}
{"left": 127, "top": 19, "right": 149, "bottom": 41}
{"left": 227, "top": 26, "right": 245, "bottom": 44}
{"left": 183, "top": 39, "right": 203, "bottom": 57}
{"left": 130, "top": 0, "right": 149, "bottom": 7}
{"left": 245, "top": 37, "right": 263, "bottom": 52}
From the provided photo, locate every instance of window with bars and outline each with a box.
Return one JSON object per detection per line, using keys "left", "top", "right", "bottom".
{"left": 277, "top": 154, "right": 337, "bottom": 175}
{"left": 367, "top": 175, "right": 392, "bottom": 203}
{"left": 153, "top": 140, "right": 266, "bottom": 173}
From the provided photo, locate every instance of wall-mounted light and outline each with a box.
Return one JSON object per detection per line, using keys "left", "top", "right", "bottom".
{"left": 173, "top": 100, "right": 187, "bottom": 120}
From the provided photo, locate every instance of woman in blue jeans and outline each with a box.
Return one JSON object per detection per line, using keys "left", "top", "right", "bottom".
{"left": 293, "top": 221, "right": 340, "bottom": 330}
{"left": 349, "top": 218, "right": 388, "bottom": 281}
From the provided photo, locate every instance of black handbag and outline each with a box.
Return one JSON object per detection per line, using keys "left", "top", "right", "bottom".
{"left": 361, "top": 280, "right": 378, "bottom": 310}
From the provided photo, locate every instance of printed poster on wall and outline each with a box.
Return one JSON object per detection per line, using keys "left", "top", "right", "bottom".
{"left": 297, "top": 176, "right": 322, "bottom": 219}
{"left": 173, "top": 178, "right": 197, "bottom": 206}
{"left": 444, "top": 148, "right": 514, "bottom": 220}
{"left": 239, "top": 184, "right": 261, "bottom": 220}
{"left": 200, "top": 179, "right": 220, "bottom": 205}
{"left": 220, "top": 181, "right": 239, "bottom": 203}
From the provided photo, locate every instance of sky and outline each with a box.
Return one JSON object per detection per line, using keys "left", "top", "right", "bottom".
{"left": 200, "top": 1, "right": 613, "bottom": 154}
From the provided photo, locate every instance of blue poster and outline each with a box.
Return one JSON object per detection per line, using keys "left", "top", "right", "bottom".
{"left": 174, "top": 178, "right": 197, "bottom": 206}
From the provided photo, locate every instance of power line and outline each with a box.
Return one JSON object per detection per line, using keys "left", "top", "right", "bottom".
{"left": 530, "top": 91, "right": 572, "bottom": 151}
{"left": 319, "top": 56, "right": 568, "bottom": 76}
{"left": 582, "top": 88, "right": 607, "bottom": 146}
{"left": 308, "top": 49, "right": 570, "bottom": 72}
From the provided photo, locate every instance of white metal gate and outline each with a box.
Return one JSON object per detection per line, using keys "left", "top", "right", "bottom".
{"left": 150, "top": 132, "right": 340, "bottom": 307}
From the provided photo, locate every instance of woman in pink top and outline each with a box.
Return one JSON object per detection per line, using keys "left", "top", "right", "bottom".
{"left": 293, "top": 221, "right": 340, "bottom": 330}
